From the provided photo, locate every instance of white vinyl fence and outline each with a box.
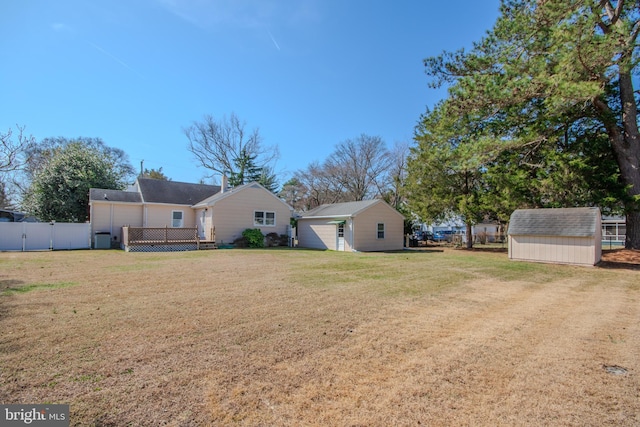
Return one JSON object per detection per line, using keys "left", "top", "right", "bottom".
{"left": 0, "top": 222, "right": 91, "bottom": 251}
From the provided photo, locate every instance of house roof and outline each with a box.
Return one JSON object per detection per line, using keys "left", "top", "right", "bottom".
{"left": 89, "top": 188, "right": 142, "bottom": 203}
{"left": 90, "top": 178, "right": 221, "bottom": 205}
{"left": 192, "top": 181, "right": 292, "bottom": 211}
{"left": 508, "top": 207, "right": 601, "bottom": 237}
{"left": 137, "top": 178, "right": 220, "bottom": 205}
{"left": 300, "top": 199, "right": 384, "bottom": 219}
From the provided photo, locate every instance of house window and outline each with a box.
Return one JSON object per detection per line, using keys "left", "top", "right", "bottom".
{"left": 254, "top": 211, "right": 276, "bottom": 226}
{"left": 172, "top": 210, "right": 184, "bottom": 228}
{"left": 377, "top": 223, "right": 385, "bottom": 239}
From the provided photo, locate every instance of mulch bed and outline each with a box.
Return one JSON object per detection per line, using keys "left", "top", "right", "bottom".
{"left": 599, "top": 248, "right": 640, "bottom": 269}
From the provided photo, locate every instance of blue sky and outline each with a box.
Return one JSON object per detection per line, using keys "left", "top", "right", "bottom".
{"left": 1, "top": 0, "right": 501, "bottom": 185}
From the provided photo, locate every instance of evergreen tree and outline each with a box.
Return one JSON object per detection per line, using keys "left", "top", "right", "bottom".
{"left": 22, "top": 141, "right": 133, "bottom": 222}
{"left": 228, "top": 149, "right": 263, "bottom": 187}
{"left": 422, "top": 0, "right": 640, "bottom": 248}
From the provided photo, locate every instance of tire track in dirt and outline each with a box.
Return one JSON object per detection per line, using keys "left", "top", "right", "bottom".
{"left": 233, "top": 278, "right": 640, "bottom": 426}
{"left": 358, "top": 278, "right": 640, "bottom": 426}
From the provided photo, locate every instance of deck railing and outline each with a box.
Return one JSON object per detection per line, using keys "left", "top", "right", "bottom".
{"left": 122, "top": 226, "right": 199, "bottom": 245}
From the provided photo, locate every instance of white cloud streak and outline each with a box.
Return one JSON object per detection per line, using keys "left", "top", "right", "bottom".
{"left": 267, "top": 30, "right": 281, "bottom": 51}
{"left": 87, "top": 41, "right": 143, "bottom": 78}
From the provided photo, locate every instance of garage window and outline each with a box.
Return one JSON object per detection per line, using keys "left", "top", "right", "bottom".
{"left": 377, "top": 223, "right": 385, "bottom": 239}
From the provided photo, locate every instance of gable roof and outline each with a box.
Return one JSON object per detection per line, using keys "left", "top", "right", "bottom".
{"left": 300, "top": 199, "right": 394, "bottom": 219}
{"left": 136, "top": 178, "right": 220, "bottom": 205}
{"left": 192, "top": 181, "right": 292, "bottom": 210}
{"left": 508, "top": 207, "right": 601, "bottom": 237}
{"left": 89, "top": 188, "right": 142, "bottom": 203}
{"left": 90, "top": 178, "right": 221, "bottom": 206}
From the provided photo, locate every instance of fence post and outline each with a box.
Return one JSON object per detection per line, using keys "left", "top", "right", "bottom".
{"left": 22, "top": 222, "right": 27, "bottom": 252}
{"left": 50, "top": 221, "right": 55, "bottom": 251}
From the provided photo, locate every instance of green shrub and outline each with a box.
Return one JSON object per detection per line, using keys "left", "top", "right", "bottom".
{"left": 265, "top": 232, "right": 290, "bottom": 247}
{"left": 242, "top": 229, "right": 265, "bottom": 248}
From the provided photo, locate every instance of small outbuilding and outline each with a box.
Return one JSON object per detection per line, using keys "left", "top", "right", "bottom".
{"left": 297, "top": 199, "right": 404, "bottom": 252}
{"left": 508, "top": 207, "right": 602, "bottom": 266}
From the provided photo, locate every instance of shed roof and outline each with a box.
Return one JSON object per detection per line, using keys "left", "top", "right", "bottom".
{"left": 508, "top": 207, "right": 601, "bottom": 237}
{"left": 300, "top": 199, "right": 389, "bottom": 219}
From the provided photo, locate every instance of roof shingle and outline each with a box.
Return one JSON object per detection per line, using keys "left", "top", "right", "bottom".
{"left": 508, "top": 207, "right": 600, "bottom": 237}
{"left": 301, "top": 200, "right": 380, "bottom": 218}
{"left": 137, "top": 178, "right": 220, "bottom": 205}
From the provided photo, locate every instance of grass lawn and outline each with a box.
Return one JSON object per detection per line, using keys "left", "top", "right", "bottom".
{"left": 1, "top": 248, "right": 639, "bottom": 426}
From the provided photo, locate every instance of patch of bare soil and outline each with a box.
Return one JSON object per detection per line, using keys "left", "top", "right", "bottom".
{"left": 1, "top": 250, "right": 639, "bottom": 426}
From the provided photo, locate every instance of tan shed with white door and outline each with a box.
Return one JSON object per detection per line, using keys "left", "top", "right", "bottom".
{"left": 297, "top": 199, "right": 404, "bottom": 252}
{"left": 508, "top": 207, "right": 602, "bottom": 266}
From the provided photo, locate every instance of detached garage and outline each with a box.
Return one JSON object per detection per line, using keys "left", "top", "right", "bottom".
{"left": 297, "top": 199, "right": 404, "bottom": 252}
{"left": 508, "top": 207, "right": 602, "bottom": 266}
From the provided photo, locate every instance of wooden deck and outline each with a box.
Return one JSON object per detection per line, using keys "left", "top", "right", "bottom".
{"left": 122, "top": 226, "right": 217, "bottom": 251}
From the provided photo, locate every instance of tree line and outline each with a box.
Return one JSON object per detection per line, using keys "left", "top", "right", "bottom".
{"left": 0, "top": 116, "right": 408, "bottom": 224}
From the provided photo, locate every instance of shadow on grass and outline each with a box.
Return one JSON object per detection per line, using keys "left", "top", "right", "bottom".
{"left": 598, "top": 249, "right": 640, "bottom": 271}
{"left": 392, "top": 248, "right": 445, "bottom": 254}
{"left": 1, "top": 279, "right": 25, "bottom": 288}
{"left": 597, "top": 261, "right": 640, "bottom": 271}
{"left": 455, "top": 247, "right": 508, "bottom": 253}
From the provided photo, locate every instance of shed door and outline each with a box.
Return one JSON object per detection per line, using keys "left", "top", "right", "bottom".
{"left": 337, "top": 223, "right": 345, "bottom": 251}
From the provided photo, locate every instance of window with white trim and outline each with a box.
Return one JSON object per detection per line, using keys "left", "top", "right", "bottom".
{"left": 254, "top": 211, "right": 276, "bottom": 226}
{"left": 377, "top": 223, "right": 385, "bottom": 239}
{"left": 172, "top": 210, "right": 184, "bottom": 228}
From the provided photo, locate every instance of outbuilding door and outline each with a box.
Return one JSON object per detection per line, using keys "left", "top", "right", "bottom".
{"left": 337, "top": 223, "right": 345, "bottom": 251}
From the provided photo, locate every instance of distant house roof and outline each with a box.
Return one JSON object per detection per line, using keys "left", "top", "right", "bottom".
{"left": 508, "top": 207, "right": 601, "bottom": 237}
{"left": 300, "top": 199, "right": 396, "bottom": 219}
{"left": 89, "top": 179, "right": 221, "bottom": 206}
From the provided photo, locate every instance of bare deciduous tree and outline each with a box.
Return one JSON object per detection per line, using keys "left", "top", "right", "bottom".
{"left": 325, "top": 134, "right": 391, "bottom": 201}
{"left": 292, "top": 161, "right": 345, "bottom": 210}
{"left": 291, "top": 134, "right": 397, "bottom": 211}
{"left": 1, "top": 125, "right": 36, "bottom": 207}
{"left": 383, "top": 141, "right": 410, "bottom": 209}
{"left": 184, "top": 113, "right": 279, "bottom": 181}
{"left": 1, "top": 125, "right": 35, "bottom": 174}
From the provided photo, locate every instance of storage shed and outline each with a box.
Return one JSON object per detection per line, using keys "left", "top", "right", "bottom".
{"left": 297, "top": 199, "right": 404, "bottom": 252}
{"left": 508, "top": 207, "right": 602, "bottom": 266}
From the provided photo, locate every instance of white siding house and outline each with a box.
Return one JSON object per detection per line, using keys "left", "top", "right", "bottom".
{"left": 508, "top": 207, "right": 602, "bottom": 266}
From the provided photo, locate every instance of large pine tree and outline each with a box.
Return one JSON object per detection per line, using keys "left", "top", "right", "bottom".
{"left": 422, "top": 0, "right": 640, "bottom": 248}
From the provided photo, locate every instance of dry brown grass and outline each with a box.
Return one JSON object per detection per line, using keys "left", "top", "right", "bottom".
{"left": 1, "top": 248, "right": 639, "bottom": 426}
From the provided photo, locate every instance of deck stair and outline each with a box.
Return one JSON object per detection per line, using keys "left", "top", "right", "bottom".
{"left": 198, "top": 241, "right": 218, "bottom": 250}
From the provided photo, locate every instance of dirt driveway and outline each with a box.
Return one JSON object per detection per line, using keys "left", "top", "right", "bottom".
{"left": 1, "top": 249, "right": 639, "bottom": 426}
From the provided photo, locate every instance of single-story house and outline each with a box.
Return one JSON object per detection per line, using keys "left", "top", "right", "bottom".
{"left": 473, "top": 220, "right": 503, "bottom": 243}
{"left": 89, "top": 178, "right": 293, "bottom": 249}
{"left": 297, "top": 199, "right": 404, "bottom": 252}
{"left": 508, "top": 207, "right": 602, "bottom": 266}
